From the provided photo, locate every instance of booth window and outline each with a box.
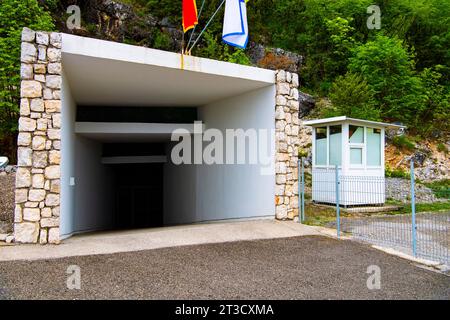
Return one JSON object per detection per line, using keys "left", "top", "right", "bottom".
{"left": 349, "top": 125, "right": 364, "bottom": 165}
{"left": 350, "top": 148, "right": 363, "bottom": 164}
{"left": 329, "top": 125, "right": 342, "bottom": 166}
{"left": 349, "top": 125, "right": 364, "bottom": 143}
{"left": 367, "top": 128, "right": 381, "bottom": 166}
{"left": 315, "top": 127, "right": 327, "bottom": 165}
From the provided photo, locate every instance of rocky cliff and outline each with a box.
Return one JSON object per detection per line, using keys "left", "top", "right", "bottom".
{"left": 48, "top": 0, "right": 303, "bottom": 72}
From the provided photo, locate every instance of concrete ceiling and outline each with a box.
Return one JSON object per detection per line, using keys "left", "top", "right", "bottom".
{"left": 75, "top": 122, "right": 197, "bottom": 143}
{"left": 61, "top": 34, "right": 275, "bottom": 107}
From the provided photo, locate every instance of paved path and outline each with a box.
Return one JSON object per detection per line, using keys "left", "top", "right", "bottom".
{"left": 0, "top": 219, "right": 320, "bottom": 261}
{"left": 0, "top": 236, "right": 448, "bottom": 299}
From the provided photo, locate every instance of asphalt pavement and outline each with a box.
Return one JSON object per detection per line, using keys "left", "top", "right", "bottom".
{"left": 0, "top": 236, "right": 448, "bottom": 299}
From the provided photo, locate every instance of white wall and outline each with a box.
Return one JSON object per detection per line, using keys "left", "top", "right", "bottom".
{"left": 61, "top": 71, "right": 114, "bottom": 237}
{"left": 62, "top": 77, "right": 275, "bottom": 232}
{"left": 73, "top": 136, "right": 114, "bottom": 233}
{"left": 164, "top": 86, "right": 276, "bottom": 224}
{"left": 60, "top": 71, "right": 76, "bottom": 237}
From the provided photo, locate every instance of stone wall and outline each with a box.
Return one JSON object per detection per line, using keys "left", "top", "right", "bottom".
{"left": 386, "top": 178, "right": 437, "bottom": 203}
{"left": 14, "top": 28, "right": 62, "bottom": 244}
{"left": 275, "top": 70, "right": 300, "bottom": 220}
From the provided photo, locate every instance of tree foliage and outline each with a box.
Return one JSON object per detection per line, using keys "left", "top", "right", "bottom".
{"left": 0, "top": 0, "right": 54, "bottom": 160}
{"left": 195, "top": 32, "right": 251, "bottom": 65}
{"left": 1, "top": 0, "right": 449, "bottom": 162}
{"left": 348, "top": 35, "right": 425, "bottom": 124}
{"left": 324, "top": 73, "right": 380, "bottom": 121}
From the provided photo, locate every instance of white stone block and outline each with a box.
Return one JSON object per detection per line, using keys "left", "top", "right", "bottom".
{"left": 48, "top": 227, "right": 60, "bottom": 244}
{"left": 21, "top": 80, "right": 42, "bottom": 98}
{"left": 45, "top": 193, "right": 60, "bottom": 206}
{"left": 23, "top": 208, "right": 40, "bottom": 221}
{"left": 21, "top": 64, "right": 33, "bottom": 80}
{"left": 36, "top": 32, "right": 49, "bottom": 45}
{"left": 21, "top": 42, "right": 37, "bottom": 63}
{"left": 46, "top": 75, "right": 61, "bottom": 89}
{"left": 14, "top": 222, "right": 39, "bottom": 243}
{"left": 22, "top": 28, "right": 35, "bottom": 42}
{"left": 17, "top": 147, "right": 32, "bottom": 166}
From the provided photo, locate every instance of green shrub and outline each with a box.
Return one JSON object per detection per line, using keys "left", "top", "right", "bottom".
{"left": 423, "top": 179, "right": 450, "bottom": 199}
{"left": 385, "top": 166, "right": 409, "bottom": 179}
{"left": 437, "top": 143, "right": 448, "bottom": 154}
{"left": 0, "top": 0, "right": 55, "bottom": 162}
{"left": 324, "top": 73, "right": 381, "bottom": 121}
{"left": 152, "top": 29, "right": 171, "bottom": 50}
{"left": 298, "top": 148, "right": 309, "bottom": 158}
{"left": 195, "top": 32, "right": 251, "bottom": 66}
{"left": 391, "top": 135, "right": 415, "bottom": 151}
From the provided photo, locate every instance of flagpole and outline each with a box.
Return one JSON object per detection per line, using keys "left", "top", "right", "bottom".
{"left": 188, "top": 0, "right": 226, "bottom": 53}
{"left": 181, "top": 28, "right": 185, "bottom": 54}
{"left": 186, "top": 0, "right": 207, "bottom": 52}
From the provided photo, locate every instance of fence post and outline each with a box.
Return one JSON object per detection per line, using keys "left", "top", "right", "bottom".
{"left": 410, "top": 160, "right": 417, "bottom": 257}
{"left": 298, "top": 159, "right": 301, "bottom": 223}
{"left": 301, "top": 158, "right": 305, "bottom": 222}
{"left": 335, "top": 165, "right": 340, "bottom": 238}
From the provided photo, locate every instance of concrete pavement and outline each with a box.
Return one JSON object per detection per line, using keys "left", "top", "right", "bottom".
{"left": 0, "top": 219, "right": 321, "bottom": 261}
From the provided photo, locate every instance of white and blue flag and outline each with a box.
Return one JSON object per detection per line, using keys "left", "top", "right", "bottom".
{"left": 222, "top": 0, "right": 249, "bottom": 49}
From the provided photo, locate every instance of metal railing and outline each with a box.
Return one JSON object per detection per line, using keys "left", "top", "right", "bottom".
{"left": 298, "top": 159, "right": 450, "bottom": 266}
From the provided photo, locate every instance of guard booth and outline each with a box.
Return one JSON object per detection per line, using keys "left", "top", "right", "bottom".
{"left": 303, "top": 116, "right": 405, "bottom": 206}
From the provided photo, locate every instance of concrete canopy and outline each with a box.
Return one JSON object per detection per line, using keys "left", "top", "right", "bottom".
{"left": 55, "top": 33, "right": 280, "bottom": 238}
{"left": 15, "top": 28, "right": 301, "bottom": 245}
{"left": 14, "top": 28, "right": 299, "bottom": 244}
{"left": 61, "top": 34, "right": 275, "bottom": 107}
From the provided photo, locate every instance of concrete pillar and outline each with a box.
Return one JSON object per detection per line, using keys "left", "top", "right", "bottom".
{"left": 14, "top": 28, "right": 62, "bottom": 244}
{"left": 274, "top": 70, "right": 300, "bottom": 220}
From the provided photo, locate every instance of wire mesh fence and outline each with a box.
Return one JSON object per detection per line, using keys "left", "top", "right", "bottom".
{"left": 299, "top": 159, "right": 450, "bottom": 266}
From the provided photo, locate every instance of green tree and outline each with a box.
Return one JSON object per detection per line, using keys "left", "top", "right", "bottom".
{"left": 0, "top": 0, "right": 54, "bottom": 161}
{"left": 348, "top": 35, "right": 425, "bottom": 126}
{"left": 195, "top": 32, "right": 251, "bottom": 65}
{"left": 324, "top": 73, "right": 380, "bottom": 120}
{"left": 378, "top": 0, "right": 450, "bottom": 82}
{"left": 325, "top": 17, "right": 358, "bottom": 78}
{"left": 417, "top": 66, "right": 450, "bottom": 134}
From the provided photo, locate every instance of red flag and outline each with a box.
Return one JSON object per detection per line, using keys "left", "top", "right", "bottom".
{"left": 183, "top": 0, "right": 198, "bottom": 33}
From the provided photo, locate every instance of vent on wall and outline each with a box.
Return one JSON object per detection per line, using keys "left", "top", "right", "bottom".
{"left": 76, "top": 106, "right": 198, "bottom": 123}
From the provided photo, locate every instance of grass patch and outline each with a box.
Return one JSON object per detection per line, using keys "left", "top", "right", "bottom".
{"left": 422, "top": 179, "right": 450, "bottom": 199}
{"left": 302, "top": 200, "right": 450, "bottom": 226}
{"left": 412, "top": 202, "right": 450, "bottom": 213}
{"left": 383, "top": 201, "right": 450, "bottom": 215}
{"left": 437, "top": 143, "right": 448, "bottom": 154}
{"left": 302, "top": 203, "right": 349, "bottom": 226}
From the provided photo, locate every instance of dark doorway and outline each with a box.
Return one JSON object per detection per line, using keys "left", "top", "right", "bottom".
{"left": 113, "top": 163, "right": 163, "bottom": 230}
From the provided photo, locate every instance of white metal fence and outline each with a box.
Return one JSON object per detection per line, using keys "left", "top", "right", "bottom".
{"left": 299, "top": 160, "right": 450, "bottom": 266}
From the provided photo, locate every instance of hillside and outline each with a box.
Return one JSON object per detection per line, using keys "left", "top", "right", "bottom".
{"left": 0, "top": 0, "right": 449, "bottom": 180}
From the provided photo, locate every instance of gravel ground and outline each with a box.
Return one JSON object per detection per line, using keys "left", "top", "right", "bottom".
{"left": 340, "top": 212, "right": 450, "bottom": 265}
{"left": 0, "top": 173, "right": 15, "bottom": 234}
{"left": 0, "top": 236, "right": 449, "bottom": 300}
